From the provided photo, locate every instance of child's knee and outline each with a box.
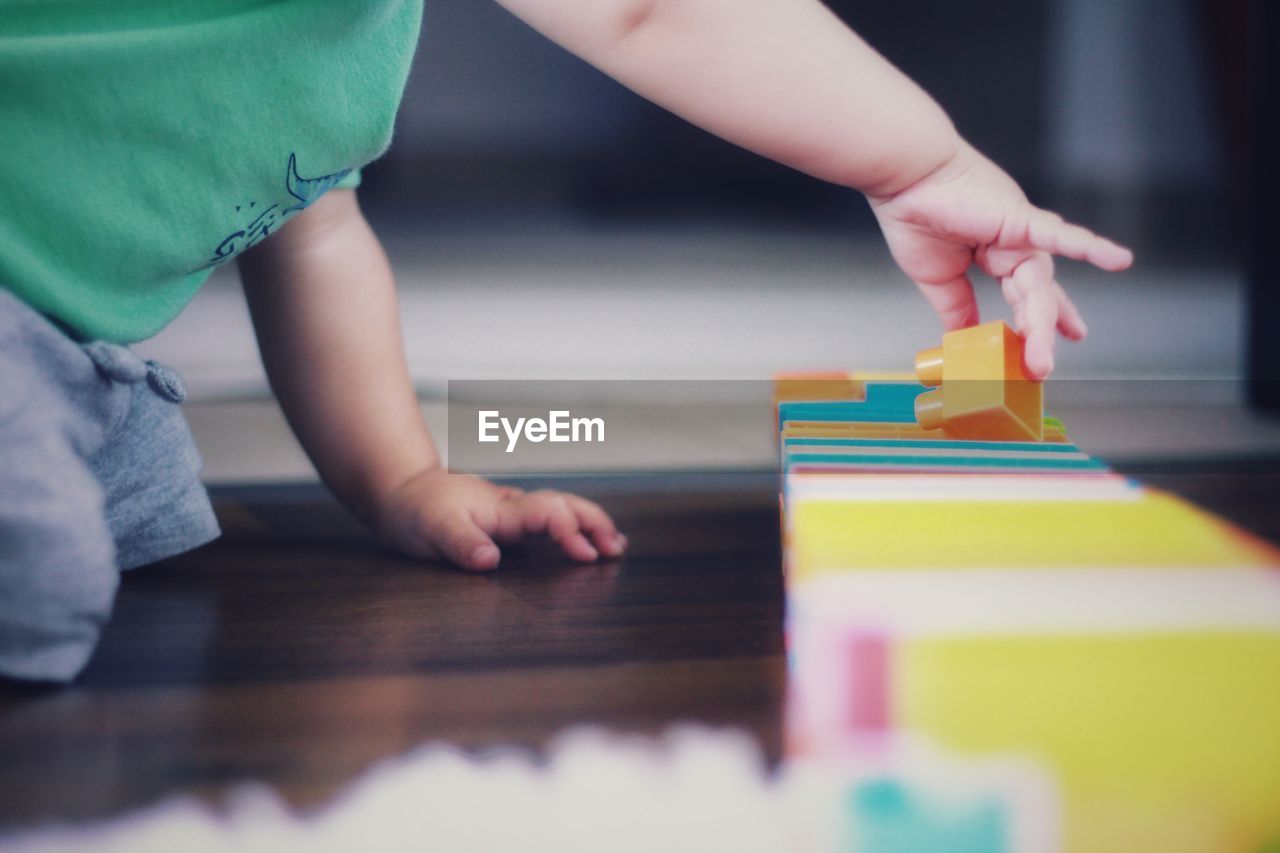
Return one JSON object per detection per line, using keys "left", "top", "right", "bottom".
{"left": 0, "top": 421, "right": 119, "bottom": 684}
{"left": 0, "top": 518, "right": 119, "bottom": 683}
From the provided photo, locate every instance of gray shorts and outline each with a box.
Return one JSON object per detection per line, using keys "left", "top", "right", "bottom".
{"left": 0, "top": 288, "right": 220, "bottom": 682}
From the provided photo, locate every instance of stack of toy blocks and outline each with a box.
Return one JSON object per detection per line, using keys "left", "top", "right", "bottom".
{"left": 776, "top": 321, "right": 1280, "bottom": 853}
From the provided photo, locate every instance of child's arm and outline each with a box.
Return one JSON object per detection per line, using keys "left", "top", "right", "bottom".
{"left": 237, "top": 190, "right": 626, "bottom": 571}
{"left": 495, "top": 0, "right": 1134, "bottom": 376}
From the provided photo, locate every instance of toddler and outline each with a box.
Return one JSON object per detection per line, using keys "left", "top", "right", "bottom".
{"left": 0, "top": 0, "right": 1132, "bottom": 682}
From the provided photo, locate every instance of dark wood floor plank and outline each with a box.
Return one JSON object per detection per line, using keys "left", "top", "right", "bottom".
{"left": 0, "top": 477, "right": 787, "bottom": 829}
{"left": 0, "top": 658, "right": 786, "bottom": 825}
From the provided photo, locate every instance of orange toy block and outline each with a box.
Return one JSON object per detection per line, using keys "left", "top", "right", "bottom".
{"left": 772, "top": 372, "right": 866, "bottom": 407}
{"left": 913, "top": 321, "right": 1044, "bottom": 442}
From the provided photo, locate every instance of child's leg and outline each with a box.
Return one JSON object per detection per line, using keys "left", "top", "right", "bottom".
{"left": 0, "top": 294, "right": 123, "bottom": 682}
{"left": 0, "top": 290, "right": 220, "bottom": 683}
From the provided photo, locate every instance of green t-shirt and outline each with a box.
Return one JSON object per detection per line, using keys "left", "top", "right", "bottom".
{"left": 0, "top": 0, "right": 422, "bottom": 343}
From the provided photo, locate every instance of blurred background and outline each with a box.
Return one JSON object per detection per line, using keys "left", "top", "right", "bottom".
{"left": 136, "top": 0, "right": 1278, "bottom": 481}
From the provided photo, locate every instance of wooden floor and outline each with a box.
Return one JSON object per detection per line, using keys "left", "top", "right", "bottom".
{"left": 1, "top": 462, "right": 1278, "bottom": 832}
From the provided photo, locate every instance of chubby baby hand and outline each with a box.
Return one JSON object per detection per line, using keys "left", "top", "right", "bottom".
{"left": 869, "top": 141, "right": 1134, "bottom": 379}
{"left": 371, "top": 469, "right": 627, "bottom": 571}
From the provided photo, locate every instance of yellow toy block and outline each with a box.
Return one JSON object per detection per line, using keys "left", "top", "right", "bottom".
{"left": 772, "top": 371, "right": 919, "bottom": 408}
{"left": 914, "top": 321, "right": 1043, "bottom": 442}
{"left": 772, "top": 372, "right": 866, "bottom": 407}
{"left": 900, "top": 631, "right": 1280, "bottom": 853}
{"left": 781, "top": 419, "right": 1069, "bottom": 443}
{"left": 789, "top": 490, "right": 1280, "bottom": 580}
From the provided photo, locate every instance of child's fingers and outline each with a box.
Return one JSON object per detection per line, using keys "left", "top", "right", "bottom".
{"left": 434, "top": 510, "right": 501, "bottom": 571}
{"left": 566, "top": 494, "right": 626, "bottom": 557}
{"left": 1054, "top": 282, "right": 1088, "bottom": 341}
{"left": 523, "top": 490, "right": 599, "bottom": 562}
{"left": 1017, "top": 206, "right": 1134, "bottom": 272}
{"left": 1001, "top": 252, "right": 1058, "bottom": 379}
{"left": 915, "top": 274, "right": 980, "bottom": 332}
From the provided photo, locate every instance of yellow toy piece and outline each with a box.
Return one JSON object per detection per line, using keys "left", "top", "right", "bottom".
{"left": 789, "top": 490, "right": 1279, "bottom": 580}
{"left": 772, "top": 372, "right": 865, "bottom": 407}
{"left": 771, "top": 370, "right": 919, "bottom": 408}
{"left": 781, "top": 419, "right": 1069, "bottom": 443}
{"left": 900, "top": 631, "right": 1280, "bottom": 853}
{"left": 914, "top": 320, "right": 1044, "bottom": 442}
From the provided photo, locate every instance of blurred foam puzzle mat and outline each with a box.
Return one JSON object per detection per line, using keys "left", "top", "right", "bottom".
{"left": 777, "top": 322, "right": 1280, "bottom": 852}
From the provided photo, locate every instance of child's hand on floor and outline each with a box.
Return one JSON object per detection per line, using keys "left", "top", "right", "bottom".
{"left": 868, "top": 142, "right": 1134, "bottom": 379}
{"left": 372, "top": 469, "right": 628, "bottom": 571}
{"left": 241, "top": 192, "right": 628, "bottom": 574}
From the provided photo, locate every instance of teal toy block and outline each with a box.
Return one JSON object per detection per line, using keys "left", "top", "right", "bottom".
{"left": 845, "top": 778, "right": 1007, "bottom": 853}
{"left": 782, "top": 437, "right": 1084, "bottom": 454}
{"left": 785, "top": 452, "right": 1107, "bottom": 472}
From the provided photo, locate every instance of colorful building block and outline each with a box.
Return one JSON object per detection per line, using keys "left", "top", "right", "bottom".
{"left": 913, "top": 321, "right": 1043, "bottom": 442}
{"left": 846, "top": 778, "right": 1008, "bottom": 853}
{"left": 772, "top": 372, "right": 866, "bottom": 407}
{"left": 771, "top": 345, "right": 1280, "bottom": 853}
{"left": 781, "top": 437, "right": 1100, "bottom": 477}
{"left": 778, "top": 383, "right": 926, "bottom": 430}
{"left": 781, "top": 419, "right": 1069, "bottom": 444}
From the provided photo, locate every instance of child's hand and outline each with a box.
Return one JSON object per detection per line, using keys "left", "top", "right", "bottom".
{"left": 868, "top": 141, "right": 1134, "bottom": 378}
{"left": 372, "top": 469, "right": 627, "bottom": 571}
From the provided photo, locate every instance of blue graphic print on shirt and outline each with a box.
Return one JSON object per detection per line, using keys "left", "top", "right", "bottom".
{"left": 209, "top": 154, "right": 351, "bottom": 265}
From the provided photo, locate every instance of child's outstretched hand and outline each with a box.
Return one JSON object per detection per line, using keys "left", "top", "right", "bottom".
{"left": 868, "top": 142, "right": 1134, "bottom": 378}
{"left": 372, "top": 469, "right": 627, "bottom": 571}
